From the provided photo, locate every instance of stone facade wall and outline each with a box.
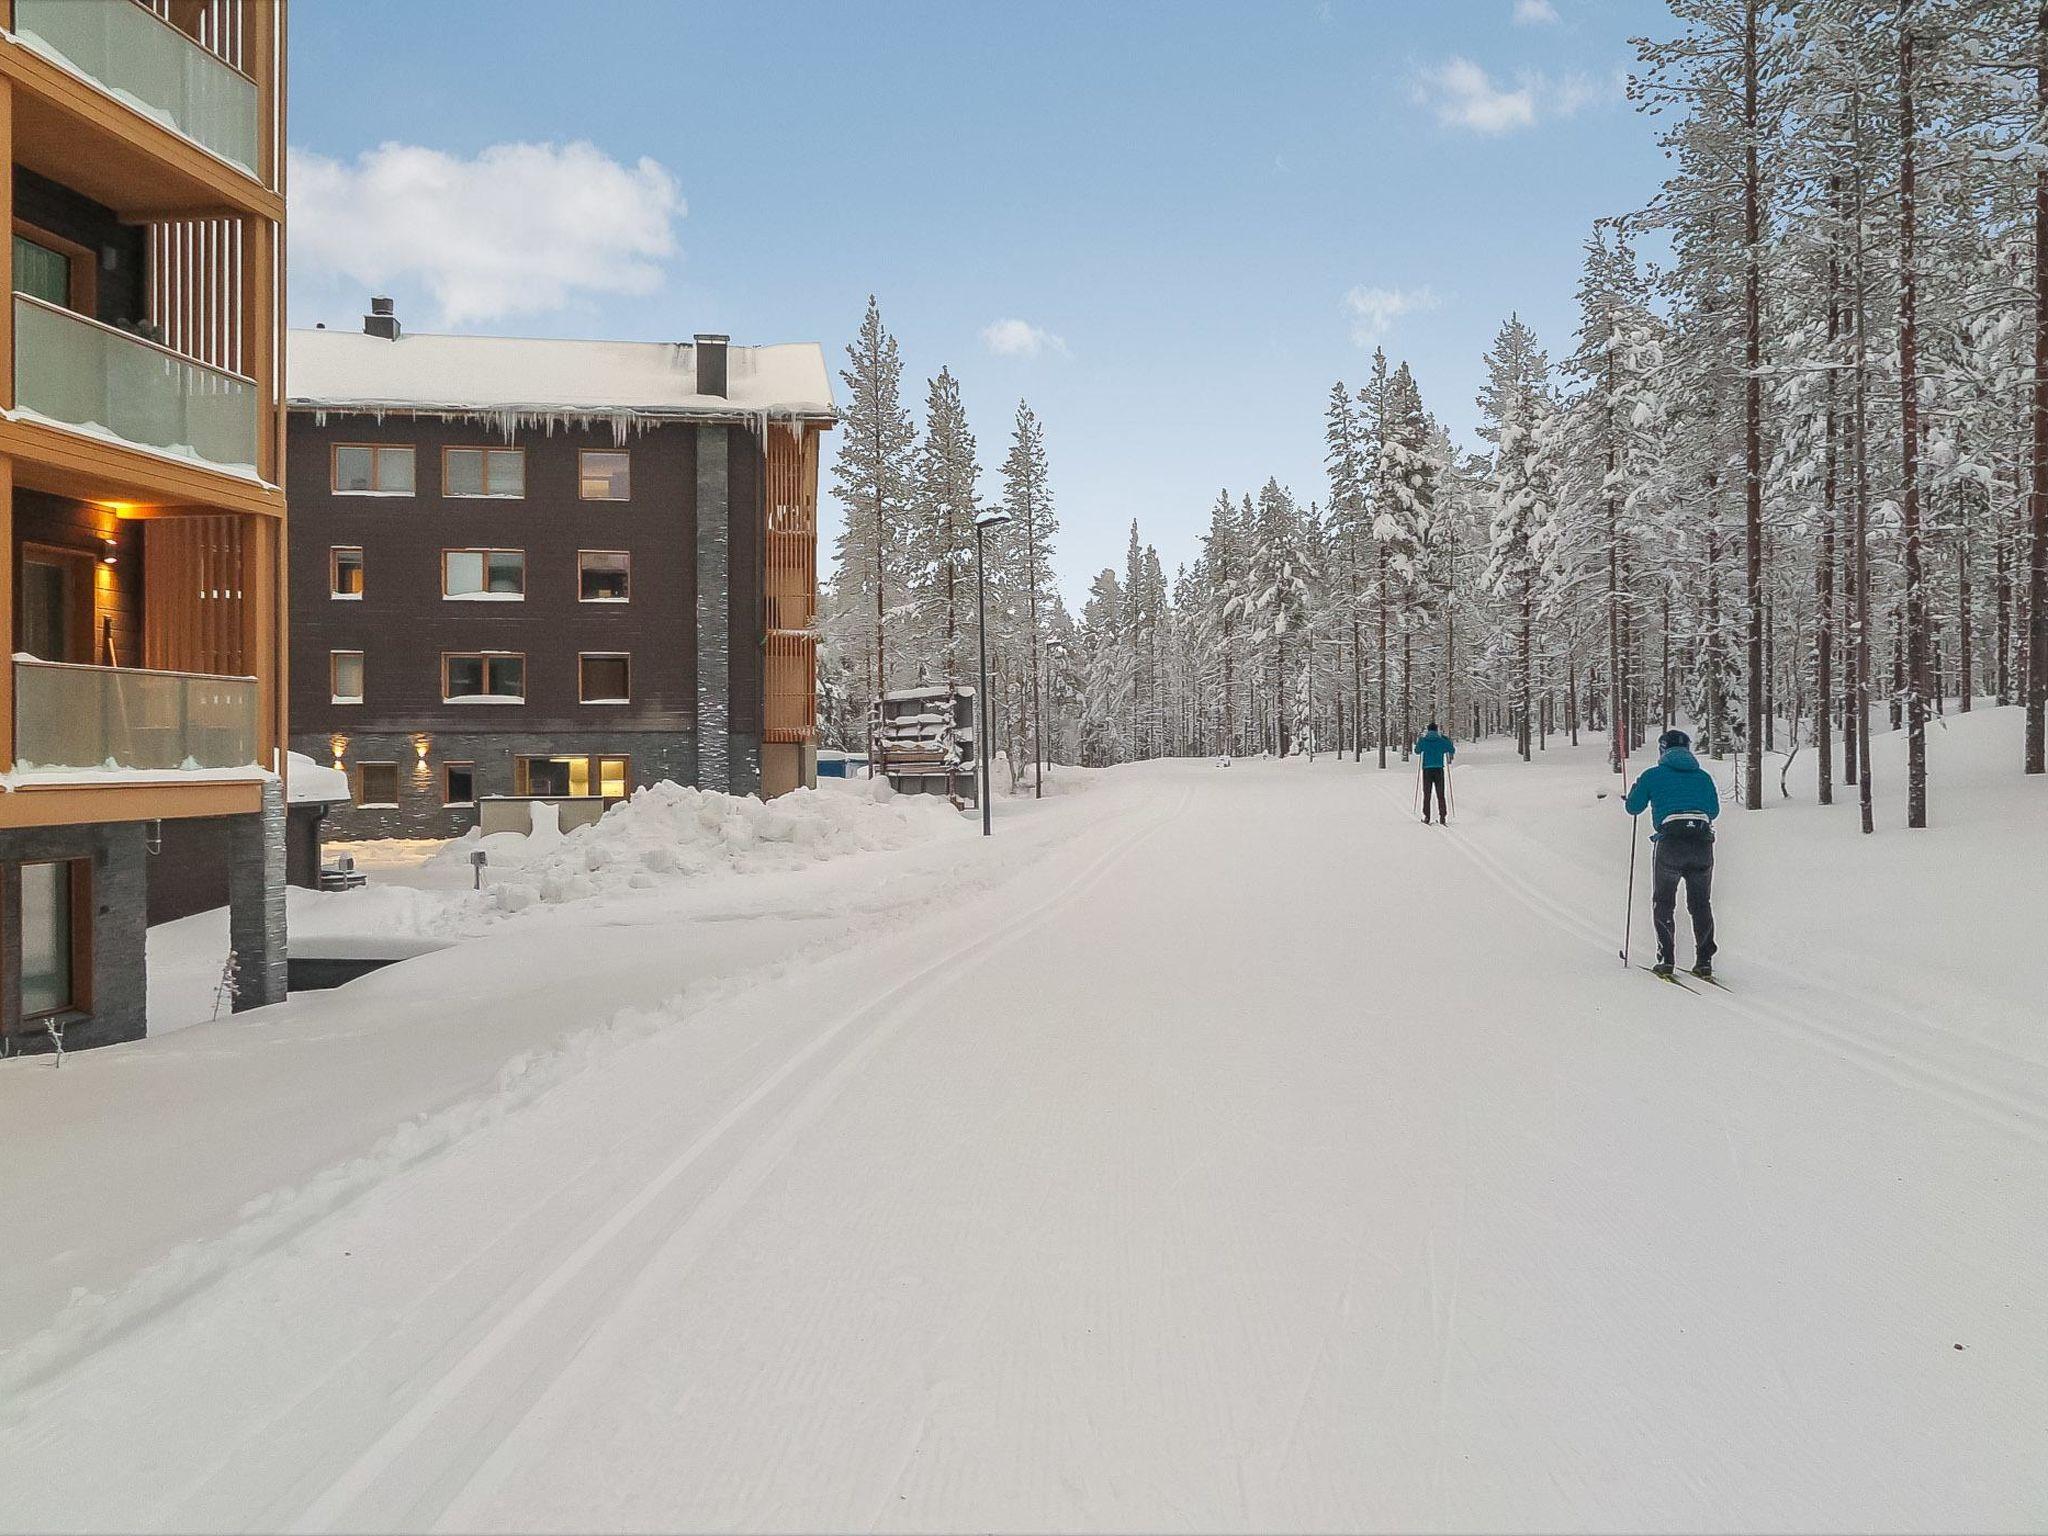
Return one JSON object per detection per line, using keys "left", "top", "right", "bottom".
{"left": 695, "top": 423, "right": 731, "bottom": 793}
{"left": 0, "top": 821, "right": 148, "bottom": 1054}
{"left": 228, "top": 783, "right": 288, "bottom": 1010}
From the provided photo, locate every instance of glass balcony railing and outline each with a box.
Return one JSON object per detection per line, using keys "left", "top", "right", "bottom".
{"left": 13, "top": 0, "right": 259, "bottom": 175}
{"left": 14, "top": 659, "right": 259, "bottom": 774}
{"left": 14, "top": 295, "right": 258, "bottom": 474}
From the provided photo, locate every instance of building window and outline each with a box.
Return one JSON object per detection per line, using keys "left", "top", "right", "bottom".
{"left": 578, "top": 550, "right": 630, "bottom": 602}
{"left": 331, "top": 650, "right": 364, "bottom": 704}
{"left": 14, "top": 233, "right": 75, "bottom": 308}
{"left": 444, "top": 761, "right": 477, "bottom": 806}
{"left": 20, "top": 859, "right": 83, "bottom": 1017}
{"left": 444, "top": 652, "right": 525, "bottom": 702}
{"left": 442, "top": 548, "right": 526, "bottom": 599}
{"left": 358, "top": 762, "right": 399, "bottom": 807}
{"left": 579, "top": 450, "right": 631, "bottom": 500}
{"left": 515, "top": 755, "right": 628, "bottom": 798}
{"left": 330, "top": 546, "right": 364, "bottom": 598}
{"left": 579, "top": 653, "right": 630, "bottom": 704}
{"left": 444, "top": 447, "right": 525, "bottom": 499}
{"left": 517, "top": 756, "right": 576, "bottom": 796}
{"left": 332, "top": 444, "right": 415, "bottom": 495}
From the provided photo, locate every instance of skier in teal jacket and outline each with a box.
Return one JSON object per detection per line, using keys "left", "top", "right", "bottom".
{"left": 1414, "top": 723, "right": 1455, "bottom": 824}
{"left": 1624, "top": 730, "right": 1721, "bottom": 977}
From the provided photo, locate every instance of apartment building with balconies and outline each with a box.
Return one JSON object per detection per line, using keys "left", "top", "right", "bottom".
{"left": 287, "top": 305, "right": 832, "bottom": 840}
{"left": 0, "top": 0, "right": 287, "bottom": 1053}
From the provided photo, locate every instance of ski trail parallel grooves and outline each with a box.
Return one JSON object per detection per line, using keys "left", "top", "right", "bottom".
{"left": 288, "top": 787, "right": 1194, "bottom": 1535}
{"left": 1405, "top": 783, "right": 2048, "bottom": 1146}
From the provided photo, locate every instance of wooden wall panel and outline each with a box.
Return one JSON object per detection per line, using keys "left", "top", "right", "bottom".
{"left": 144, "top": 515, "right": 247, "bottom": 677}
{"left": 762, "top": 423, "right": 818, "bottom": 744}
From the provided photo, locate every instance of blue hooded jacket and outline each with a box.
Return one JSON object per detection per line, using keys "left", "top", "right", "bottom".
{"left": 1414, "top": 730, "right": 1456, "bottom": 770}
{"left": 1624, "top": 746, "right": 1721, "bottom": 836}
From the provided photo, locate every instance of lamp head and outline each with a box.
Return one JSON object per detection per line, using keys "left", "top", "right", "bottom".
{"left": 975, "top": 510, "right": 1013, "bottom": 531}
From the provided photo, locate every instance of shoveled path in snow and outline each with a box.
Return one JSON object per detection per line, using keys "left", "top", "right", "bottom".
{"left": 3, "top": 750, "right": 2044, "bottom": 1532}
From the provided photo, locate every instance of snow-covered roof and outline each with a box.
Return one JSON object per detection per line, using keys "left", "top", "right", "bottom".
{"left": 287, "top": 330, "right": 837, "bottom": 426}
{"left": 883, "top": 685, "right": 976, "bottom": 702}
{"left": 286, "top": 751, "right": 351, "bottom": 805}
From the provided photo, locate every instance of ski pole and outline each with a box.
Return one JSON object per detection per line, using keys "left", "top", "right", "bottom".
{"left": 1446, "top": 764, "right": 1455, "bottom": 822}
{"left": 1620, "top": 813, "right": 1639, "bottom": 967}
{"left": 1415, "top": 768, "right": 1423, "bottom": 819}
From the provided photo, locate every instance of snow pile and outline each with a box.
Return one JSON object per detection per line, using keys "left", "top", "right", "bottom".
{"left": 444, "top": 778, "right": 966, "bottom": 913}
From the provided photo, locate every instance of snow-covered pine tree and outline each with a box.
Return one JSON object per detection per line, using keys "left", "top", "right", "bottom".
{"left": 1324, "top": 381, "right": 1372, "bottom": 758}
{"left": 909, "top": 367, "right": 980, "bottom": 688}
{"left": 999, "top": 401, "right": 1058, "bottom": 793}
{"left": 827, "top": 297, "right": 917, "bottom": 756}
{"left": 1484, "top": 378, "right": 1562, "bottom": 759}
{"left": 1230, "top": 479, "right": 1319, "bottom": 756}
{"left": 1374, "top": 362, "right": 1436, "bottom": 759}
{"left": 1478, "top": 316, "right": 1555, "bottom": 758}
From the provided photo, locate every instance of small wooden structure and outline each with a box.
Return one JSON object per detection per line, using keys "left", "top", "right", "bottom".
{"left": 872, "top": 685, "right": 976, "bottom": 805}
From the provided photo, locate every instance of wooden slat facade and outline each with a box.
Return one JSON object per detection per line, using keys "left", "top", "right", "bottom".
{"left": 763, "top": 423, "right": 818, "bottom": 745}
{"left": 143, "top": 514, "right": 248, "bottom": 678}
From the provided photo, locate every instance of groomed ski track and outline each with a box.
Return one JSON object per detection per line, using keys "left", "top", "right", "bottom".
{"left": 2, "top": 748, "right": 2043, "bottom": 1533}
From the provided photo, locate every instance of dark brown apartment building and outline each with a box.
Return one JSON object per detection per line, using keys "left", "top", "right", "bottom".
{"left": 287, "top": 303, "right": 832, "bottom": 840}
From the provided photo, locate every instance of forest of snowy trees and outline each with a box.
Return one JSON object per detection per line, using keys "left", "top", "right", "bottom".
{"left": 822, "top": 0, "right": 2048, "bottom": 829}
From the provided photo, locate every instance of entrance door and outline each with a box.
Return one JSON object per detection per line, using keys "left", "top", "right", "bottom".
{"left": 19, "top": 551, "right": 92, "bottom": 663}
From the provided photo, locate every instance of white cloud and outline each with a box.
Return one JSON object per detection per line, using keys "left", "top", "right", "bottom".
{"left": 1410, "top": 56, "right": 1612, "bottom": 134}
{"left": 1342, "top": 285, "right": 1439, "bottom": 347}
{"left": 289, "top": 140, "right": 684, "bottom": 325}
{"left": 1512, "top": 0, "right": 1560, "bottom": 25}
{"left": 1413, "top": 57, "right": 1536, "bottom": 133}
{"left": 981, "top": 318, "right": 1069, "bottom": 358}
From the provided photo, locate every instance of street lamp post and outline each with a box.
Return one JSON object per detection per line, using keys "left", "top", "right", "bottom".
{"left": 973, "top": 509, "right": 1012, "bottom": 836}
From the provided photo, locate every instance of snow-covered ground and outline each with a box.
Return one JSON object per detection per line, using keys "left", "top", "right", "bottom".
{"left": 3, "top": 721, "right": 2044, "bottom": 1532}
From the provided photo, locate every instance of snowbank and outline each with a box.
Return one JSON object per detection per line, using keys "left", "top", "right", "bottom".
{"left": 456, "top": 778, "right": 963, "bottom": 914}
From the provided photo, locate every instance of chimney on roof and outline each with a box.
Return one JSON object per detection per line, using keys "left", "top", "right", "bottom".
{"left": 694, "top": 333, "right": 729, "bottom": 398}
{"left": 364, "top": 296, "right": 400, "bottom": 341}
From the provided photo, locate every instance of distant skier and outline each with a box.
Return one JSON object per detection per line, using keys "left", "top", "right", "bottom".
{"left": 1624, "top": 728, "right": 1721, "bottom": 979}
{"left": 1414, "top": 722, "right": 1455, "bottom": 824}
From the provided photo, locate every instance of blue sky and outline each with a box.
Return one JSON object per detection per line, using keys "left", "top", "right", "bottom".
{"left": 287, "top": 0, "right": 1671, "bottom": 604}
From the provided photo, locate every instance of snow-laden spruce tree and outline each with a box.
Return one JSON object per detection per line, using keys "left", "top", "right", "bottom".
{"left": 1324, "top": 381, "right": 1373, "bottom": 758}
{"left": 999, "top": 402, "right": 1058, "bottom": 793}
{"left": 1485, "top": 386, "right": 1564, "bottom": 759}
{"left": 1200, "top": 490, "right": 1249, "bottom": 754}
{"left": 1373, "top": 362, "right": 1436, "bottom": 759}
{"left": 908, "top": 368, "right": 980, "bottom": 688}
{"left": 1076, "top": 567, "right": 1131, "bottom": 764}
{"left": 827, "top": 297, "right": 917, "bottom": 743}
{"left": 1358, "top": 349, "right": 1394, "bottom": 764}
{"left": 1229, "top": 479, "right": 1319, "bottom": 756}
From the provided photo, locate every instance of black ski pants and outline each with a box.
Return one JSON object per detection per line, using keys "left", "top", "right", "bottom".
{"left": 1651, "top": 837, "right": 1715, "bottom": 967}
{"left": 1421, "top": 766, "right": 1447, "bottom": 821}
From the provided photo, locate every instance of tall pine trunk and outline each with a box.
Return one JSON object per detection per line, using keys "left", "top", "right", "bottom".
{"left": 2031, "top": 0, "right": 2048, "bottom": 773}
{"left": 1519, "top": 573, "right": 1534, "bottom": 760}
{"left": 1377, "top": 548, "right": 1390, "bottom": 768}
{"left": 1743, "top": 0, "right": 1766, "bottom": 810}
{"left": 1818, "top": 192, "right": 1840, "bottom": 806}
{"left": 1899, "top": 7, "right": 1928, "bottom": 827}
